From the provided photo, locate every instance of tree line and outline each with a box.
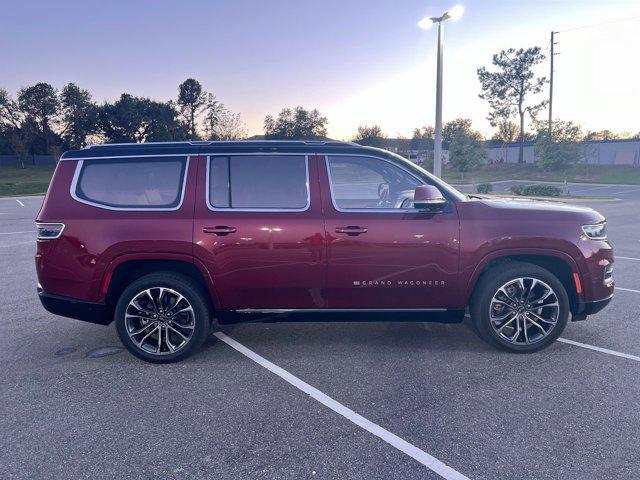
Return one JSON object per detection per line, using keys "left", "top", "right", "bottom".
{"left": 1, "top": 45, "right": 638, "bottom": 172}
{"left": 0, "top": 79, "right": 247, "bottom": 165}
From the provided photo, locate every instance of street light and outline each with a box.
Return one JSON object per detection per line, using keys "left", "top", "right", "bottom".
{"left": 418, "top": 5, "right": 464, "bottom": 178}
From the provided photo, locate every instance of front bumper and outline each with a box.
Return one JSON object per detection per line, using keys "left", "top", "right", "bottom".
{"left": 572, "top": 293, "right": 613, "bottom": 321}
{"left": 38, "top": 288, "right": 113, "bottom": 325}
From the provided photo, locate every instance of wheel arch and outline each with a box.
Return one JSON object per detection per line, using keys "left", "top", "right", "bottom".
{"left": 100, "top": 254, "right": 221, "bottom": 312}
{"left": 466, "top": 250, "right": 582, "bottom": 315}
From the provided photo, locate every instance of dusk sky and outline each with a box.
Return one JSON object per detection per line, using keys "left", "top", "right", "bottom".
{"left": 1, "top": 0, "right": 638, "bottom": 139}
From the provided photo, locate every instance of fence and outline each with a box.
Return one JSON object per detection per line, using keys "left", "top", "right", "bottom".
{"left": 485, "top": 139, "right": 640, "bottom": 165}
{"left": 0, "top": 155, "right": 57, "bottom": 168}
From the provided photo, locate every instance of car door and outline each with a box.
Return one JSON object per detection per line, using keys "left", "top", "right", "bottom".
{"left": 193, "top": 153, "right": 325, "bottom": 310}
{"left": 319, "top": 154, "right": 460, "bottom": 309}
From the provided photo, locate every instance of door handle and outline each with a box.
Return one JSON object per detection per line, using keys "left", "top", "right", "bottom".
{"left": 203, "top": 226, "right": 237, "bottom": 236}
{"left": 335, "top": 226, "right": 367, "bottom": 236}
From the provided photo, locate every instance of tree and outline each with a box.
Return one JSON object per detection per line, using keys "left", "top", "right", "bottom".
{"left": 59, "top": 83, "right": 98, "bottom": 149}
{"left": 17, "top": 82, "right": 61, "bottom": 153}
{"left": 177, "top": 78, "right": 207, "bottom": 139}
{"left": 477, "top": 47, "right": 547, "bottom": 163}
{"left": 207, "top": 104, "right": 247, "bottom": 140}
{"left": 264, "top": 106, "right": 328, "bottom": 139}
{"left": 411, "top": 126, "right": 434, "bottom": 165}
{"left": 0, "top": 88, "right": 22, "bottom": 129}
{"left": 98, "top": 94, "right": 187, "bottom": 143}
{"left": 443, "top": 118, "right": 472, "bottom": 143}
{"left": 583, "top": 130, "right": 616, "bottom": 141}
{"left": 534, "top": 120, "right": 582, "bottom": 172}
{"left": 352, "top": 125, "right": 387, "bottom": 148}
{"left": 492, "top": 120, "right": 519, "bottom": 145}
{"left": 448, "top": 128, "right": 486, "bottom": 180}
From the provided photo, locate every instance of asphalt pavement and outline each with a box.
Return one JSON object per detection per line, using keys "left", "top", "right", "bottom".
{"left": 1, "top": 189, "right": 639, "bottom": 480}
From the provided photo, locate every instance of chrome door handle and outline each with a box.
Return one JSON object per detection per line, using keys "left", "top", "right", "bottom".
{"left": 203, "top": 226, "right": 237, "bottom": 236}
{"left": 335, "top": 226, "right": 367, "bottom": 236}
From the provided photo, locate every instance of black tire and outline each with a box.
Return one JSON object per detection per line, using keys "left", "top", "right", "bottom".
{"left": 115, "top": 272, "right": 211, "bottom": 363}
{"left": 470, "top": 261, "right": 569, "bottom": 353}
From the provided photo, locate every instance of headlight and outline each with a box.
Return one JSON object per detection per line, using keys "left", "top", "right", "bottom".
{"left": 582, "top": 222, "right": 606, "bottom": 240}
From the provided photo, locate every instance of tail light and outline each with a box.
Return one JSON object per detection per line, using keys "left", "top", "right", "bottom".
{"left": 36, "top": 223, "right": 65, "bottom": 240}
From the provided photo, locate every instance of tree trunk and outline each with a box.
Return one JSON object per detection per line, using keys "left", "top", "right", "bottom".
{"left": 518, "top": 112, "right": 525, "bottom": 163}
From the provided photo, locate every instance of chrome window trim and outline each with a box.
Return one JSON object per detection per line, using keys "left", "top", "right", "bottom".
{"left": 325, "top": 154, "right": 436, "bottom": 213}
{"left": 205, "top": 153, "right": 311, "bottom": 213}
{"left": 69, "top": 156, "right": 190, "bottom": 212}
{"left": 62, "top": 154, "right": 194, "bottom": 161}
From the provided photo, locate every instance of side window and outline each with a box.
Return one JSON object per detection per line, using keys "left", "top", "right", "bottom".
{"left": 208, "top": 155, "right": 308, "bottom": 210}
{"left": 327, "top": 156, "right": 423, "bottom": 210}
{"left": 74, "top": 157, "right": 187, "bottom": 209}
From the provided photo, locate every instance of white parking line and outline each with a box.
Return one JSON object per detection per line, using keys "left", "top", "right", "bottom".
{"left": 0, "top": 231, "right": 36, "bottom": 235}
{"left": 214, "top": 331, "right": 469, "bottom": 480}
{"left": 558, "top": 338, "right": 640, "bottom": 362}
{"left": 617, "top": 287, "right": 640, "bottom": 294}
{"left": 608, "top": 188, "right": 640, "bottom": 195}
{"left": 15, "top": 199, "right": 25, "bottom": 207}
{"left": 616, "top": 256, "right": 640, "bottom": 261}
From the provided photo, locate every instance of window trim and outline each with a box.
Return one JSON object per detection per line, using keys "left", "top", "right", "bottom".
{"left": 205, "top": 154, "right": 311, "bottom": 212}
{"left": 70, "top": 156, "right": 190, "bottom": 211}
{"left": 325, "top": 154, "right": 439, "bottom": 213}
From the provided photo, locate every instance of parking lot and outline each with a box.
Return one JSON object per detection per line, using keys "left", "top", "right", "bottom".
{"left": 1, "top": 190, "right": 639, "bottom": 480}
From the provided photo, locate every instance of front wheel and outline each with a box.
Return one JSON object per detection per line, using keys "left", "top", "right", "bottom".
{"left": 115, "top": 272, "right": 211, "bottom": 363}
{"left": 470, "top": 262, "right": 570, "bottom": 353}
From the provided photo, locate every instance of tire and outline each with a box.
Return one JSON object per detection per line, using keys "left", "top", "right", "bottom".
{"left": 470, "top": 261, "right": 569, "bottom": 353}
{"left": 115, "top": 272, "right": 211, "bottom": 363}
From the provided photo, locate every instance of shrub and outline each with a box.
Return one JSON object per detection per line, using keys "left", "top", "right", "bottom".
{"left": 476, "top": 183, "right": 493, "bottom": 194}
{"left": 509, "top": 184, "right": 562, "bottom": 197}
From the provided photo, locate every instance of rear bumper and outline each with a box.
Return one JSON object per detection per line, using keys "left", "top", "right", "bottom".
{"left": 572, "top": 293, "right": 613, "bottom": 321}
{"left": 38, "top": 288, "right": 113, "bottom": 325}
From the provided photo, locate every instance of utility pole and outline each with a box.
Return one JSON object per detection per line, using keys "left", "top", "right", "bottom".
{"left": 548, "top": 31, "right": 557, "bottom": 135}
{"left": 417, "top": 5, "right": 463, "bottom": 178}
{"left": 434, "top": 20, "right": 444, "bottom": 178}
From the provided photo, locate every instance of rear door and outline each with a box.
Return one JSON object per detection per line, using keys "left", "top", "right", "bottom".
{"left": 319, "top": 154, "right": 460, "bottom": 309}
{"left": 193, "top": 153, "right": 325, "bottom": 310}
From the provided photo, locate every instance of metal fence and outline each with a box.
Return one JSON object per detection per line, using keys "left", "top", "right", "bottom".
{"left": 0, "top": 155, "right": 57, "bottom": 168}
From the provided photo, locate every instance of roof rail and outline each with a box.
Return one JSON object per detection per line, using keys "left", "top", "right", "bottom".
{"left": 83, "top": 139, "right": 355, "bottom": 149}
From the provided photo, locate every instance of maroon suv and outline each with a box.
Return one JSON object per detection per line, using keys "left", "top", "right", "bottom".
{"left": 36, "top": 141, "right": 614, "bottom": 362}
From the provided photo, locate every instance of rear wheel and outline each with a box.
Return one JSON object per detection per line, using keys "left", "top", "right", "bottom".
{"left": 115, "top": 272, "right": 211, "bottom": 363}
{"left": 470, "top": 262, "right": 569, "bottom": 353}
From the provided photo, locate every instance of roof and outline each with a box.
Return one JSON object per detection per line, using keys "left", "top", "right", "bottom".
{"left": 60, "top": 140, "right": 362, "bottom": 160}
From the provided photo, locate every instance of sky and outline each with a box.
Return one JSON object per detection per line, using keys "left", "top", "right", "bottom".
{"left": 1, "top": 0, "right": 639, "bottom": 140}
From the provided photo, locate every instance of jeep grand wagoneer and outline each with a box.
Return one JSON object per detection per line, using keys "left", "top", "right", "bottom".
{"left": 36, "top": 141, "right": 614, "bottom": 362}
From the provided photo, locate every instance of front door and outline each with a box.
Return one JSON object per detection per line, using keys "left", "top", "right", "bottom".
{"left": 193, "top": 153, "right": 325, "bottom": 310}
{"left": 320, "top": 154, "right": 460, "bottom": 309}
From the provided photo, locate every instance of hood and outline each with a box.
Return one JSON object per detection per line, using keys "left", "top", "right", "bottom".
{"left": 462, "top": 197, "right": 605, "bottom": 224}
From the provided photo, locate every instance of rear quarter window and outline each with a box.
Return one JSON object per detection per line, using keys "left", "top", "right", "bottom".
{"left": 73, "top": 157, "right": 187, "bottom": 209}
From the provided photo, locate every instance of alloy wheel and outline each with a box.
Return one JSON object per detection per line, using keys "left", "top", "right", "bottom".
{"left": 125, "top": 287, "right": 195, "bottom": 355}
{"left": 489, "top": 277, "right": 560, "bottom": 345}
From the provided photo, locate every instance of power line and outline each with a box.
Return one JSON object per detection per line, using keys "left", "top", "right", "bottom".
{"left": 556, "top": 14, "right": 640, "bottom": 34}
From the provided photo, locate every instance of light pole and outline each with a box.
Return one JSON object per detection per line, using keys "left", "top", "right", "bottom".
{"left": 418, "top": 5, "right": 464, "bottom": 178}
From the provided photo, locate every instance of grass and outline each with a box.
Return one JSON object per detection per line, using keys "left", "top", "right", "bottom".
{"left": 443, "top": 163, "right": 640, "bottom": 185}
{"left": 0, "top": 165, "right": 55, "bottom": 197}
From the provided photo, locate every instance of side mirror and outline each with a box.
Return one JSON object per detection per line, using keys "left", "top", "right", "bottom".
{"left": 413, "top": 185, "right": 446, "bottom": 212}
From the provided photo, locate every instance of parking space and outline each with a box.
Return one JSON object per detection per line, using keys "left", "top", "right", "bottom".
{"left": 1, "top": 193, "right": 639, "bottom": 479}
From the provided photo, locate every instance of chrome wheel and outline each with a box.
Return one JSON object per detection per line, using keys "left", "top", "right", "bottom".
{"left": 489, "top": 277, "right": 560, "bottom": 345}
{"left": 125, "top": 287, "right": 195, "bottom": 356}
